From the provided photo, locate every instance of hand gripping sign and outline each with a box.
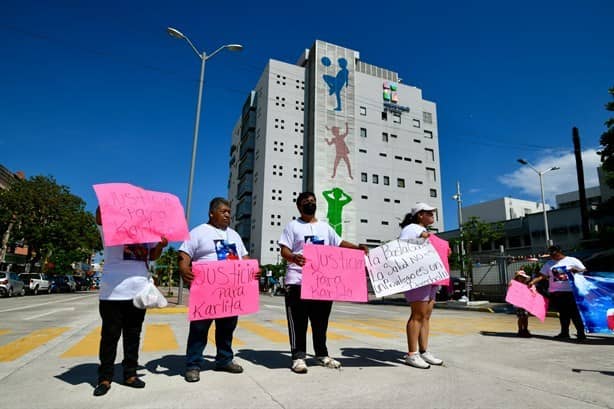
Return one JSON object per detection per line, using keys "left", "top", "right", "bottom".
{"left": 93, "top": 183, "right": 190, "bottom": 246}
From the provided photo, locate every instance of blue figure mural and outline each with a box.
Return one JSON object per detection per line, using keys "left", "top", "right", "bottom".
{"left": 321, "top": 56, "right": 349, "bottom": 111}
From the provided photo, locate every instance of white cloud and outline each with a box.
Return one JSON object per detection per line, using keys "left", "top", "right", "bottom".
{"left": 498, "top": 148, "right": 602, "bottom": 206}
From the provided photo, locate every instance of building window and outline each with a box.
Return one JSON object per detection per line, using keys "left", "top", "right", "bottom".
{"left": 361, "top": 195, "right": 368, "bottom": 199}
{"left": 425, "top": 148, "right": 435, "bottom": 161}
{"left": 361, "top": 172, "right": 368, "bottom": 182}
{"left": 416, "top": 180, "right": 423, "bottom": 184}
{"left": 393, "top": 113, "right": 401, "bottom": 123}
{"left": 384, "top": 198, "right": 391, "bottom": 202}
{"left": 390, "top": 133, "right": 397, "bottom": 139}
{"left": 423, "top": 112, "right": 433, "bottom": 124}
{"left": 360, "top": 219, "right": 368, "bottom": 223}
{"left": 413, "top": 119, "right": 421, "bottom": 128}
{"left": 372, "top": 174, "right": 379, "bottom": 184}
{"left": 427, "top": 167, "right": 437, "bottom": 182}
{"left": 360, "top": 106, "right": 367, "bottom": 116}
{"left": 413, "top": 139, "right": 421, "bottom": 144}
{"left": 359, "top": 148, "right": 367, "bottom": 153}
{"left": 424, "top": 130, "right": 433, "bottom": 139}
{"left": 383, "top": 176, "right": 390, "bottom": 185}
{"left": 382, "top": 132, "right": 388, "bottom": 142}
{"left": 430, "top": 189, "right": 437, "bottom": 198}
{"left": 381, "top": 221, "right": 389, "bottom": 225}
{"left": 394, "top": 199, "right": 401, "bottom": 203}
{"left": 381, "top": 111, "right": 388, "bottom": 121}
{"left": 397, "top": 178, "right": 405, "bottom": 188}
{"left": 379, "top": 153, "right": 387, "bottom": 157}
{"left": 360, "top": 128, "right": 367, "bottom": 138}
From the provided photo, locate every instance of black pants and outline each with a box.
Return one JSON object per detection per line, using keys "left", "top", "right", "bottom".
{"left": 98, "top": 300, "right": 146, "bottom": 383}
{"left": 550, "top": 291, "right": 585, "bottom": 336}
{"left": 284, "top": 284, "right": 333, "bottom": 360}
{"left": 186, "top": 316, "right": 238, "bottom": 369}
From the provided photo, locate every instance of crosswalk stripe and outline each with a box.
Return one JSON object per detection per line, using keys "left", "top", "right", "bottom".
{"left": 206, "top": 323, "right": 245, "bottom": 347}
{"left": 239, "top": 320, "right": 287, "bottom": 343}
{"left": 0, "top": 329, "right": 11, "bottom": 336}
{"left": 147, "top": 307, "right": 188, "bottom": 315}
{"left": 142, "top": 324, "right": 179, "bottom": 352}
{"left": 61, "top": 327, "right": 100, "bottom": 358}
{"left": 329, "top": 322, "right": 396, "bottom": 339}
{"left": 0, "top": 327, "right": 69, "bottom": 362}
{"left": 272, "top": 319, "right": 350, "bottom": 340}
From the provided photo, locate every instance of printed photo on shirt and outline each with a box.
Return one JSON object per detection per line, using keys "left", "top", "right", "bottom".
{"left": 214, "top": 239, "right": 239, "bottom": 260}
{"left": 552, "top": 266, "right": 569, "bottom": 282}
{"left": 304, "top": 235, "right": 325, "bottom": 245}
{"left": 123, "top": 244, "right": 149, "bottom": 261}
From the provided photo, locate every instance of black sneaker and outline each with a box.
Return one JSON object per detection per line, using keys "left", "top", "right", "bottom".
{"left": 93, "top": 382, "right": 111, "bottom": 396}
{"left": 553, "top": 333, "right": 570, "bottom": 339}
{"left": 214, "top": 361, "right": 244, "bottom": 373}
{"left": 185, "top": 368, "right": 200, "bottom": 382}
{"left": 124, "top": 377, "right": 146, "bottom": 388}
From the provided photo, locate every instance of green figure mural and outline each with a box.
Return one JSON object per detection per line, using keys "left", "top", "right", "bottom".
{"left": 322, "top": 187, "right": 352, "bottom": 235}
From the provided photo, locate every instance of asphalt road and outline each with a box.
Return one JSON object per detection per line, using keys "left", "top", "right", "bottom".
{"left": 1, "top": 292, "right": 613, "bottom": 409}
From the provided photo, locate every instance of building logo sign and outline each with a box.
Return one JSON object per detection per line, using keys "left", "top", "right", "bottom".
{"left": 383, "top": 81, "right": 410, "bottom": 113}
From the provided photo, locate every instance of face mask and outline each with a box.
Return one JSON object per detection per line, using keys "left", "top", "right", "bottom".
{"left": 302, "top": 203, "right": 316, "bottom": 215}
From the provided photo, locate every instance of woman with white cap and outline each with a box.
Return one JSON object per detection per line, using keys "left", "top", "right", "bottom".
{"left": 398, "top": 202, "right": 443, "bottom": 369}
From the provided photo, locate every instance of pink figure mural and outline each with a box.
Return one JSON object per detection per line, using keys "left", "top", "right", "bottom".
{"left": 325, "top": 122, "right": 353, "bottom": 179}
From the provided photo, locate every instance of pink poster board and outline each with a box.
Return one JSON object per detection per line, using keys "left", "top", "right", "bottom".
{"left": 189, "top": 259, "right": 260, "bottom": 321}
{"left": 93, "top": 183, "right": 189, "bottom": 246}
{"left": 505, "top": 280, "right": 549, "bottom": 322}
{"left": 300, "top": 244, "right": 368, "bottom": 302}
{"left": 428, "top": 235, "right": 451, "bottom": 287}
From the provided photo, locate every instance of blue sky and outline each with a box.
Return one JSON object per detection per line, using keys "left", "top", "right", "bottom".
{"left": 1, "top": 0, "right": 613, "bottom": 232}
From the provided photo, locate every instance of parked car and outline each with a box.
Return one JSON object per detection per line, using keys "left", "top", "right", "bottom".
{"left": 19, "top": 273, "right": 51, "bottom": 295}
{"left": 50, "top": 274, "right": 77, "bottom": 293}
{"left": 0, "top": 271, "right": 26, "bottom": 297}
{"left": 436, "top": 276, "right": 467, "bottom": 301}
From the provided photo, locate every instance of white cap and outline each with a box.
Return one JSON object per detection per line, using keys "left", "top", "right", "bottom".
{"left": 411, "top": 202, "right": 436, "bottom": 216}
{"left": 515, "top": 270, "right": 529, "bottom": 279}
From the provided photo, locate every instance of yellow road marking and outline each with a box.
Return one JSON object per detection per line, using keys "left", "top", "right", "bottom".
{"left": 329, "top": 322, "right": 396, "bottom": 338}
{"left": 0, "top": 327, "right": 69, "bottom": 362}
{"left": 0, "top": 329, "right": 11, "bottom": 336}
{"left": 61, "top": 327, "right": 100, "bottom": 358}
{"left": 147, "top": 307, "right": 188, "bottom": 315}
{"left": 272, "top": 319, "right": 349, "bottom": 340}
{"left": 206, "top": 323, "right": 245, "bottom": 347}
{"left": 142, "top": 324, "right": 179, "bottom": 352}
{"left": 238, "top": 320, "right": 287, "bottom": 343}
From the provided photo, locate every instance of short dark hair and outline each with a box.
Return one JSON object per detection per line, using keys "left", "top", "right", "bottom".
{"left": 209, "top": 197, "right": 230, "bottom": 214}
{"left": 296, "top": 191, "right": 315, "bottom": 207}
{"left": 547, "top": 245, "right": 563, "bottom": 254}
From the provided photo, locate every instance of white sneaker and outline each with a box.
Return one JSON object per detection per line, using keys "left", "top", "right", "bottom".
{"left": 420, "top": 351, "right": 443, "bottom": 366}
{"left": 405, "top": 353, "right": 430, "bottom": 369}
{"left": 316, "top": 356, "right": 342, "bottom": 369}
{"left": 291, "top": 358, "right": 308, "bottom": 374}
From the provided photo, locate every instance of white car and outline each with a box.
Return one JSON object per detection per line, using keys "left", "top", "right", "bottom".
{"left": 19, "top": 273, "right": 51, "bottom": 295}
{"left": 0, "top": 271, "right": 26, "bottom": 297}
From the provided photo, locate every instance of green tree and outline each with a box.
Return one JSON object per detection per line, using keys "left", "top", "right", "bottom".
{"left": 462, "top": 216, "right": 504, "bottom": 252}
{"left": 599, "top": 86, "right": 614, "bottom": 184}
{"left": 0, "top": 175, "right": 101, "bottom": 272}
{"left": 155, "top": 247, "right": 179, "bottom": 295}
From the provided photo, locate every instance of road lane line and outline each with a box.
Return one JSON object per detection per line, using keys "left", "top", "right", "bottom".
{"left": 61, "top": 327, "right": 101, "bottom": 358}
{"left": 328, "top": 322, "right": 396, "bottom": 338}
{"left": 24, "top": 307, "right": 75, "bottom": 321}
{"left": 0, "top": 294, "right": 97, "bottom": 313}
{"left": 142, "top": 324, "right": 179, "bottom": 352}
{"left": 0, "top": 327, "right": 70, "bottom": 362}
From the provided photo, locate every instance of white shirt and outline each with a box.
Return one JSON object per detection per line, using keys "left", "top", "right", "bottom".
{"left": 399, "top": 223, "right": 426, "bottom": 240}
{"left": 179, "top": 223, "right": 248, "bottom": 262}
{"left": 540, "top": 256, "right": 586, "bottom": 293}
{"left": 98, "top": 226, "right": 151, "bottom": 300}
{"left": 278, "top": 219, "right": 342, "bottom": 285}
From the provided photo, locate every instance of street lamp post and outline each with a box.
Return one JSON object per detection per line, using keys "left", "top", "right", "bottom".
{"left": 517, "top": 159, "right": 560, "bottom": 249}
{"left": 168, "top": 27, "right": 243, "bottom": 305}
{"left": 452, "top": 180, "right": 470, "bottom": 300}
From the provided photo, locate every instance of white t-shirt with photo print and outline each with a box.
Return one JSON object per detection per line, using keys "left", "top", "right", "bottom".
{"left": 179, "top": 223, "right": 248, "bottom": 262}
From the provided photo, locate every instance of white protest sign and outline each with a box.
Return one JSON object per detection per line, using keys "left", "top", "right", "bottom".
{"left": 365, "top": 238, "right": 449, "bottom": 297}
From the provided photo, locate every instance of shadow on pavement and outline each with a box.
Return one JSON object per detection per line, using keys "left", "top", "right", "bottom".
{"left": 145, "top": 354, "right": 217, "bottom": 377}
{"left": 572, "top": 368, "right": 614, "bottom": 376}
{"left": 339, "top": 347, "right": 403, "bottom": 367}
{"left": 55, "top": 362, "right": 143, "bottom": 387}
{"left": 479, "top": 331, "right": 519, "bottom": 338}
{"left": 480, "top": 331, "right": 614, "bottom": 345}
{"left": 236, "top": 349, "right": 290, "bottom": 369}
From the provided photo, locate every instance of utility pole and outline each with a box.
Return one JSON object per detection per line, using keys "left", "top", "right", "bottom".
{"left": 452, "top": 181, "right": 470, "bottom": 300}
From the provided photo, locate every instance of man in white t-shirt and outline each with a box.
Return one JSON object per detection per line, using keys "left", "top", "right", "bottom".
{"left": 278, "top": 191, "right": 367, "bottom": 374}
{"left": 179, "top": 198, "right": 249, "bottom": 382}
{"left": 531, "top": 245, "right": 586, "bottom": 340}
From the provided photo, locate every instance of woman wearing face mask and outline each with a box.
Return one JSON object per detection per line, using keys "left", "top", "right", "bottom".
{"left": 278, "top": 191, "right": 367, "bottom": 374}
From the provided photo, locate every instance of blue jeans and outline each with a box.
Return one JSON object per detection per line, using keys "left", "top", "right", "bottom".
{"left": 186, "top": 316, "right": 238, "bottom": 369}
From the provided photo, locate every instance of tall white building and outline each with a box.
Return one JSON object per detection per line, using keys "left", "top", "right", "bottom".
{"left": 462, "top": 197, "right": 550, "bottom": 224}
{"left": 229, "top": 41, "right": 443, "bottom": 265}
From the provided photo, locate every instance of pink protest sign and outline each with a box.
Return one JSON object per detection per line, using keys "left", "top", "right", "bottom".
{"left": 505, "top": 280, "right": 549, "bottom": 322}
{"left": 189, "top": 259, "right": 260, "bottom": 321}
{"left": 300, "top": 244, "right": 368, "bottom": 302}
{"left": 429, "top": 235, "right": 451, "bottom": 287}
{"left": 93, "top": 183, "right": 190, "bottom": 246}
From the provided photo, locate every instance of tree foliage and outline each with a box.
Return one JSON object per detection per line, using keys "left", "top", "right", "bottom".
{"left": 0, "top": 175, "right": 101, "bottom": 271}
{"left": 461, "top": 216, "right": 504, "bottom": 248}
